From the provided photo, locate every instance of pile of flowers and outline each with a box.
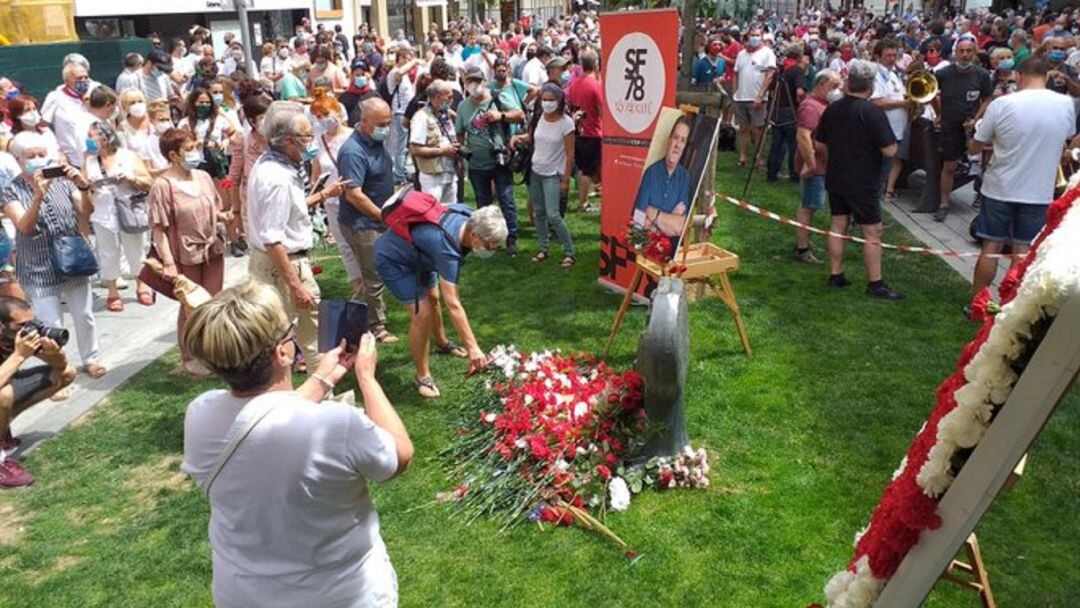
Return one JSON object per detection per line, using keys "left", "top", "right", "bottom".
{"left": 441, "top": 346, "right": 710, "bottom": 549}
{"left": 817, "top": 187, "right": 1080, "bottom": 607}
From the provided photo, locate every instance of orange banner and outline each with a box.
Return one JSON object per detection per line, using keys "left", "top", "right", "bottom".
{"left": 597, "top": 9, "right": 680, "bottom": 296}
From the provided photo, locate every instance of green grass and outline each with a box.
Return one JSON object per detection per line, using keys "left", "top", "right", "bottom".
{"left": 1, "top": 152, "right": 1078, "bottom": 608}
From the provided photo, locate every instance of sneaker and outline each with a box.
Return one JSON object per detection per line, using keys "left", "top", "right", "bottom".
{"left": 826, "top": 273, "right": 851, "bottom": 288}
{"left": 933, "top": 206, "right": 949, "bottom": 222}
{"left": 0, "top": 457, "right": 33, "bottom": 488}
{"left": 236, "top": 236, "right": 249, "bottom": 252}
{"left": 866, "top": 282, "right": 906, "bottom": 300}
{"left": 794, "top": 248, "right": 823, "bottom": 265}
{"left": 230, "top": 242, "right": 245, "bottom": 258}
{"left": 506, "top": 241, "right": 518, "bottom": 258}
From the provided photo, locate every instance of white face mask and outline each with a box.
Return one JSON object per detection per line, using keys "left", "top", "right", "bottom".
{"left": 319, "top": 116, "right": 339, "bottom": 133}
{"left": 19, "top": 111, "right": 40, "bottom": 128}
{"left": 155, "top": 121, "right": 172, "bottom": 135}
{"left": 278, "top": 48, "right": 290, "bottom": 59}
{"left": 182, "top": 150, "right": 202, "bottom": 169}
{"left": 826, "top": 88, "right": 844, "bottom": 103}
{"left": 128, "top": 103, "right": 147, "bottom": 118}
{"left": 541, "top": 100, "right": 559, "bottom": 114}
{"left": 466, "top": 82, "right": 482, "bottom": 97}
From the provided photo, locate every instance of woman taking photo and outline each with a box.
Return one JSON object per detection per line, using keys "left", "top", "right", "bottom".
{"left": 149, "top": 128, "right": 228, "bottom": 377}
{"left": 180, "top": 281, "right": 412, "bottom": 608}
{"left": 84, "top": 119, "right": 154, "bottom": 311}
{"left": 225, "top": 92, "right": 272, "bottom": 257}
{"left": 1, "top": 131, "right": 105, "bottom": 378}
{"left": 512, "top": 82, "right": 576, "bottom": 268}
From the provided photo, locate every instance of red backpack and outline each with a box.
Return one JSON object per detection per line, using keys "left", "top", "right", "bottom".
{"left": 381, "top": 188, "right": 460, "bottom": 244}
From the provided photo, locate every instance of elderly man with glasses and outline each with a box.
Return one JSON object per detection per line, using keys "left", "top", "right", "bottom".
{"left": 245, "top": 101, "right": 348, "bottom": 369}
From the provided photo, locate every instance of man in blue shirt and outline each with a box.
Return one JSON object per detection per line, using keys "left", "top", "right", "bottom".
{"left": 692, "top": 41, "right": 726, "bottom": 87}
{"left": 375, "top": 203, "right": 507, "bottom": 399}
{"left": 632, "top": 117, "right": 693, "bottom": 239}
{"left": 337, "top": 97, "right": 398, "bottom": 343}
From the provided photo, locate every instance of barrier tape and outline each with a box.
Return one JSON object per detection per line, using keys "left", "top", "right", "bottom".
{"left": 711, "top": 193, "right": 1011, "bottom": 259}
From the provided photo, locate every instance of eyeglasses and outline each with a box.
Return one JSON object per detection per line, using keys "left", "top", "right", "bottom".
{"left": 276, "top": 320, "right": 297, "bottom": 346}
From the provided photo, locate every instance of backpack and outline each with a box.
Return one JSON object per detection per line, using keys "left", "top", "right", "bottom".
{"left": 381, "top": 188, "right": 469, "bottom": 244}
{"left": 377, "top": 74, "right": 396, "bottom": 104}
{"left": 717, "top": 123, "right": 737, "bottom": 152}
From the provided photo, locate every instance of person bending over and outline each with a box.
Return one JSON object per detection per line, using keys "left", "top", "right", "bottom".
{"left": 374, "top": 204, "right": 507, "bottom": 399}
{"left": 0, "top": 296, "right": 77, "bottom": 488}
{"left": 181, "top": 281, "right": 412, "bottom": 608}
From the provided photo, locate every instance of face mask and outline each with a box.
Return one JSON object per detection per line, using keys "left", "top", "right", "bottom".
{"left": 955, "top": 59, "right": 973, "bottom": 70}
{"left": 371, "top": 125, "right": 390, "bottom": 142}
{"left": 211, "top": 93, "right": 225, "bottom": 106}
{"left": 5, "top": 88, "right": 19, "bottom": 100}
{"left": 386, "top": 53, "right": 397, "bottom": 64}
{"left": 319, "top": 116, "right": 339, "bottom": 132}
{"left": 354, "top": 76, "right": 368, "bottom": 88}
{"left": 541, "top": 100, "right": 559, "bottom": 113}
{"left": 1054, "top": 24, "right": 1065, "bottom": 32}
{"left": 85, "top": 137, "right": 101, "bottom": 155}
{"left": 155, "top": 121, "right": 172, "bottom": 134}
{"left": 496, "top": 72, "right": 508, "bottom": 82}
{"left": 278, "top": 49, "right": 290, "bottom": 59}
{"left": 1049, "top": 50, "right": 1066, "bottom": 63}
{"left": 152, "top": 67, "right": 164, "bottom": 78}
{"left": 997, "top": 59, "right": 1015, "bottom": 71}
{"left": 182, "top": 150, "right": 202, "bottom": 169}
{"left": 943, "top": 28, "right": 953, "bottom": 36}
{"left": 301, "top": 139, "right": 319, "bottom": 162}
{"left": 73, "top": 80, "right": 90, "bottom": 96}
{"left": 232, "top": 50, "right": 243, "bottom": 60}
{"left": 560, "top": 72, "right": 569, "bottom": 85}
{"left": 128, "top": 103, "right": 147, "bottom": 118}
{"left": 748, "top": 36, "right": 761, "bottom": 48}
{"left": 19, "top": 111, "right": 40, "bottom": 128}
{"left": 195, "top": 104, "right": 212, "bottom": 118}
{"left": 826, "top": 88, "right": 844, "bottom": 103}
{"left": 466, "top": 82, "right": 481, "bottom": 97}
{"left": 24, "top": 156, "right": 49, "bottom": 174}
{"left": 527, "top": 51, "right": 536, "bottom": 59}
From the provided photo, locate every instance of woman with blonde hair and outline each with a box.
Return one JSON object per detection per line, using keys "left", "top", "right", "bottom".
{"left": 180, "top": 280, "right": 412, "bottom": 608}
{"left": 117, "top": 89, "right": 160, "bottom": 171}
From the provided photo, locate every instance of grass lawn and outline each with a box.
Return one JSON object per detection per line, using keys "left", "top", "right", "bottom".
{"left": 1, "top": 152, "right": 1078, "bottom": 608}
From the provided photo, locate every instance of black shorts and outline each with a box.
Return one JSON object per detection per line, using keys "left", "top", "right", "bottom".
{"left": 938, "top": 126, "right": 967, "bottom": 161}
{"left": 11, "top": 365, "right": 55, "bottom": 408}
{"left": 575, "top": 136, "right": 602, "bottom": 179}
{"left": 829, "top": 192, "right": 882, "bottom": 226}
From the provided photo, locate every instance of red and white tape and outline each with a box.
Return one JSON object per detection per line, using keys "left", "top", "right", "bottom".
{"left": 713, "top": 193, "right": 1009, "bottom": 259}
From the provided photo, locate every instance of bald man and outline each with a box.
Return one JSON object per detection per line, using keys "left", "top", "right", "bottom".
{"left": 336, "top": 98, "right": 398, "bottom": 343}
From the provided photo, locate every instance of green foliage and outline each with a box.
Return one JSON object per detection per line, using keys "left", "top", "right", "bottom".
{"left": 0, "top": 155, "right": 1078, "bottom": 607}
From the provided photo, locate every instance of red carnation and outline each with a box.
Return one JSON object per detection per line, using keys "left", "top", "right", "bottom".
{"left": 605, "top": 452, "right": 619, "bottom": 468}
{"left": 311, "top": 265, "right": 323, "bottom": 275}
{"left": 967, "top": 287, "right": 994, "bottom": 322}
{"left": 595, "top": 464, "right": 612, "bottom": 481}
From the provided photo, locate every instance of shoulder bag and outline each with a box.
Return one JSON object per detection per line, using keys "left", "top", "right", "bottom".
{"left": 138, "top": 179, "right": 182, "bottom": 299}
{"left": 102, "top": 156, "right": 151, "bottom": 234}
{"left": 198, "top": 116, "right": 230, "bottom": 180}
{"left": 43, "top": 181, "right": 99, "bottom": 279}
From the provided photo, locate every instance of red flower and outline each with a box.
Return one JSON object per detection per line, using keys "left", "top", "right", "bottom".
{"left": 967, "top": 287, "right": 994, "bottom": 322}
{"left": 605, "top": 453, "right": 619, "bottom": 468}
{"left": 311, "top": 265, "right": 323, "bottom": 275}
{"left": 595, "top": 464, "right": 612, "bottom": 481}
{"left": 658, "top": 469, "right": 675, "bottom": 489}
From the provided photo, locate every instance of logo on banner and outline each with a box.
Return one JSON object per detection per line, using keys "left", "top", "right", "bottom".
{"left": 605, "top": 32, "right": 665, "bottom": 135}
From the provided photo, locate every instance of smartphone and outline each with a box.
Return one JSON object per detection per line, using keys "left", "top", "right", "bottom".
{"left": 337, "top": 300, "right": 369, "bottom": 354}
{"left": 41, "top": 166, "right": 66, "bottom": 179}
{"left": 309, "top": 173, "right": 330, "bottom": 196}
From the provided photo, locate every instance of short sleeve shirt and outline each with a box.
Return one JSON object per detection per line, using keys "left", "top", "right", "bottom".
{"left": 454, "top": 96, "right": 500, "bottom": 171}
{"left": 489, "top": 79, "right": 531, "bottom": 135}
{"left": 936, "top": 64, "right": 993, "bottom": 129}
{"left": 336, "top": 130, "right": 393, "bottom": 231}
{"left": 816, "top": 95, "right": 897, "bottom": 197}
{"left": 375, "top": 204, "right": 472, "bottom": 286}
{"left": 150, "top": 171, "right": 224, "bottom": 265}
{"left": 566, "top": 74, "right": 604, "bottom": 138}
{"left": 795, "top": 96, "right": 828, "bottom": 176}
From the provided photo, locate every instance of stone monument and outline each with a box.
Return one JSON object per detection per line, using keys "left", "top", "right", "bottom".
{"left": 633, "top": 276, "right": 690, "bottom": 460}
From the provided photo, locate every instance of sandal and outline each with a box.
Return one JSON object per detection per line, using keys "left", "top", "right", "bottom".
{"left": 50, "top": 386, "right": 72, "bottom": 402}
{"left": 560, "top": 255, "right": 576, "bottom": 269}
{"left": 106, "top": 296, "right": 124, "bottom": 312}
{"left": 414, "top": 375, "right": 441, "bottom": 399}
{"left": 436, "top": 340, "right": 469, "bottom": 358}
{"left": 82, "top": 363, "right": 107, "bottom": 379}
{"left": 375, "top": 330, "right": 399, "bottom": 344}
{"left": 136, "top": 290, "right": 156, "bottom": 307}
{"left": 532, "top": 251, "right": 549, "bottom": 263}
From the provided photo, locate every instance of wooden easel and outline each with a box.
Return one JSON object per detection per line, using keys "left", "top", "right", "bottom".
{"left": 602, "top": 110, "right": 750, "bottom": 358}
{"left": 935, "top": 454, "right": 1026, "bottom": 608}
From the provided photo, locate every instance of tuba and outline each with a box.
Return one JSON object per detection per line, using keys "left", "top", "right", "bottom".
{"left": 906, "top": 70, "right": 939, "bottom": 121}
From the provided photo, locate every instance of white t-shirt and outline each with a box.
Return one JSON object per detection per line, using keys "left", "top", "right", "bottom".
{"left": 53, "top": 105, "right": 95, "bottom": 168}
{"left": 733, "top": 46, "right": 777, "bottom": 102}
{"left": 408, "top": 106, "right": 456, "bottom": 179}
{"left": 178, "top": 116, "right": 230, "bottom": 151}
{"left": 974, "top": 88, "right": 1076, "bottom": 205}
{"left": 464, "top": 51, "right": 495, "bottom": 83}
{"left": 871, "top": 64, "right": 908, "bottom": 139}
{"left": 181, "top": 390, "right": 399, "bottom": 608}
{"left": 531, "top": 114, "right": 576, "bottom": 176}
{"left": 387, "top": 69, "right": 416, "bottom": 115}
{"left": 245, "top": 155, "right": 314, "bottom": 253}
{"left": 522, "top": 57, "right": 548, "bottom": 88}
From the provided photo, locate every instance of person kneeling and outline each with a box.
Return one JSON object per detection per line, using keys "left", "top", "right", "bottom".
{"left": 180, "top": 281, "right": 413, "bottom": 608}
{"left": 375, "top": 204, "right": 506, "bottom": 398}
{"left": 0, "top": 297, "right": 77, "bottom": 488}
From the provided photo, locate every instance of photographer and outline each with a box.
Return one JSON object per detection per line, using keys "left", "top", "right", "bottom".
{"left": 455, "top": 66, "right": 521, "bottom": 256}
{"left": 181, "top": 281, "right": 412, "bottom": 607}
{"left": 0, "top": 296, "right": 77, "bottom": 488}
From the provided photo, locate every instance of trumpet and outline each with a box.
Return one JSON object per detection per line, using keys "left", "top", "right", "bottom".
{"left": 906, "top": 70, "right": 939, "bottom": 121}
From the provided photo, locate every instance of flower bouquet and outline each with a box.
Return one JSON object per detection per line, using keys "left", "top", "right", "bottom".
{"left": 439, "top": 346, "right": 710, "bottom": 553}
{"left": 619, "top": 222, "right": 688, "bottom": 276}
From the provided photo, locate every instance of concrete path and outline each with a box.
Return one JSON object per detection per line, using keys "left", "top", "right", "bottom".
{"left": 10, "top": 256, "right": 248, "bottom": 456}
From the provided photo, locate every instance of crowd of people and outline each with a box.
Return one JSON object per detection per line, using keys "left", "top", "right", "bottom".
{"left": 0, "top": 3, "right": 1078, "bottom": 606}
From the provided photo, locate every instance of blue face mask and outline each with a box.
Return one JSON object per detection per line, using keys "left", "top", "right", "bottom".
{"left": 211, "top": 93, "right": 225, "bottom": 105}
{"left": 5, "top": 88, "right": 20, "bottom": 100}
{"left": 748, "top": 36, "right": 762, "bottom": 48}
{"left": 998, "top": 59, "right": 1015, "bottom": 71}
{"left": 24, "top": 157, "right": 49, "bottom": 174}
{"left": 371, "top": 125, "right": 390, "bottom": 142}
{"left": 354, "top": 76, "right": 368, "bottom": 88}
{"left": 301, "top": 140, "right": 319, "bottom": 162}
{"left": 73, "top": 80, "right": 90, "bottom": 96}
{"left": 1049, "top": 49, "right": 1066, "bottom": 63}
{"left": 85, "top": 137, "right": 100, "bottom": 155}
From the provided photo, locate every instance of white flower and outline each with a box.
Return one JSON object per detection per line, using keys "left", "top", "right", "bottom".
{"left": 824, "top": 568, "right": 856, "bottom": 602}
{"left": 938, "top": 408, "right": 987, "bottom": 449}
{"left": 482, "top": 412, "right": 496, "bottom": 424}
{"left": 573, "top": 401, "right": 589, "bottom": 419}
{"left": 608, "top": 477, "right": 631, "bottom": 512}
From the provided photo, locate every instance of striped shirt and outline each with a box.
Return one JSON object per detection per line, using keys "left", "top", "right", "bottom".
{"left": 0, "top": 176, "right": 86, "bottom": 299}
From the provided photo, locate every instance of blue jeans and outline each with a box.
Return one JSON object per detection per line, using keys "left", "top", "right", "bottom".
{"left": 976, "top": 196, "right": 1047, "bottom": 244}
{"left": 767, "top": 106, "right": 797, "bottom": 181}
{"left": 468, "top": 165, "right": 518, "bottom": 241}
{"left": 527, "top": 173, "right": 574, "bottom": 256}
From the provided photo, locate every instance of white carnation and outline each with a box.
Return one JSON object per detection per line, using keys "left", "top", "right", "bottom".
{"left": 608, "top": 477, "right": 631, "bottom": 512}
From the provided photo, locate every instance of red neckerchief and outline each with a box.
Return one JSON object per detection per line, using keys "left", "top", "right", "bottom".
{"left": 407, "top": 64, "right": 420, "bottom": 83}
{"left": 345, "top": 82, "right": 372, "bottom": 96}
{"left": 62, "top": 86, "right": 81, "bottom": 99}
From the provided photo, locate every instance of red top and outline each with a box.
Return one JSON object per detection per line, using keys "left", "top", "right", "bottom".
{"left": 722, "top": 42, "right": 742, "bottom": 81}
{"left": 566, "top": 73, "right": 603, "bottom": 138}
{"left": 795, "top": 95, "right": 828, "bottom": 176}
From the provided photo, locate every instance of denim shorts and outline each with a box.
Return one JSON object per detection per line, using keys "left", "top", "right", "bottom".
{"left": 976, "top": 196, "right": 1048, "bottom": 245}
{"left": 800, "top": 175, "right": 826, "bottom": 211}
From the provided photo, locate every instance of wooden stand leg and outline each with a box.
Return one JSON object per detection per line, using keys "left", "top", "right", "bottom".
{"left": 711, "top": 271, "right": 752, "bottom": 357}
{"left": 602, "top": 269, "right": 644, "bottom": 358}
{"left": 939, "top": 533, "right": 996, "bottom": 608}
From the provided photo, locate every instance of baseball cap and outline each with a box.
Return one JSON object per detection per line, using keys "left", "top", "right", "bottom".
{"left": 350, "top": 57, "right": 370, "bottom": 73}
{"left": 464, "top": 66, "right": 485, "bottom": 81}
{"left": 147, "top": 49, "right": 174, "bottom": 73}
{"left": 545, "top": 55, "right": 569, "bottom": 70}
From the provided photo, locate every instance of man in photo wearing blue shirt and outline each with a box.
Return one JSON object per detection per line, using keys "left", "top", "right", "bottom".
{"left": 632, "top": 117, "right": 693, "bottom": 239}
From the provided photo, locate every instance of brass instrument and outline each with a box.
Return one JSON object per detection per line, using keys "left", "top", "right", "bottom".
{"left": 906, "top": 70, "right": 939, "bottom": 121}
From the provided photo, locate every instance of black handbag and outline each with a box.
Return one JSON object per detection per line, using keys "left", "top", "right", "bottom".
{"left": 198, "top": 116, "right": 230, "bottom": 179}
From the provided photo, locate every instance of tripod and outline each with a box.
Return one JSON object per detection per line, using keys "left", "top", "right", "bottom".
{"left": 741, "top": 68, "right": 794, "bottom": 198}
